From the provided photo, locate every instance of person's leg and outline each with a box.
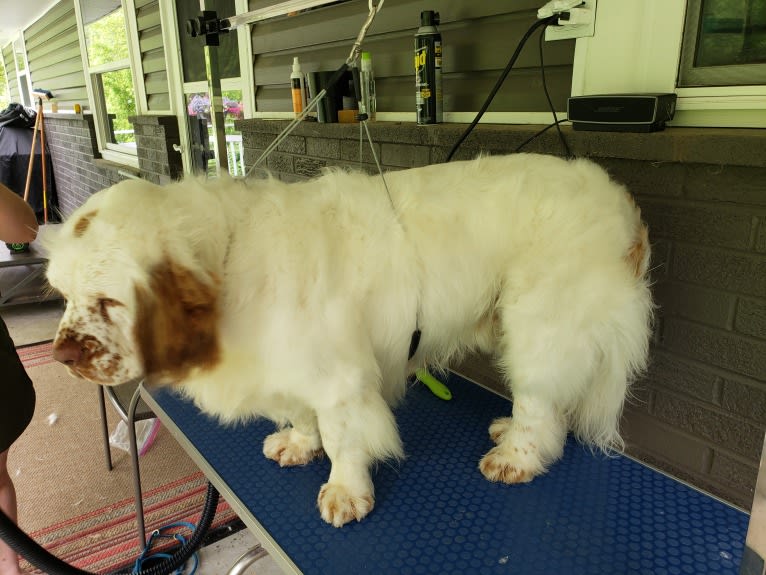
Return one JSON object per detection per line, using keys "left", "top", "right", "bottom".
{"left": 0, "top": 315, "right": 34, "bottom": 575}
{"left": 0, "top": 449, "right": 22, "bottom": 575}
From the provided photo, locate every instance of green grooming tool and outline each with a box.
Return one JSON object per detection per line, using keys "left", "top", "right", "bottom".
{"left": 416, "top": 369, "right": 452, "bottom": 401}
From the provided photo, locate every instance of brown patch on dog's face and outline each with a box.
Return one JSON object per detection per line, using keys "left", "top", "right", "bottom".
{"left": 73, "top": 210, "right": 98, "bottom": 238}
{"left": 134, "top": 258, "right": 221, "bottom": 383}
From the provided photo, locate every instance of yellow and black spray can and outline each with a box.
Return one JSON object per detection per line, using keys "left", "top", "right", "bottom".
{"left": 415, "top": 10, "right": 442, "bottom": 124}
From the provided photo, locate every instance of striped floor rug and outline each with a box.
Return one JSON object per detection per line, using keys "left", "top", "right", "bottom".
{"left": 16, "top": 339, "right": 55, "bottom": 368}
{"left": 23, "top": 472, "right": 238, "bottom": 574}
{"left": 14, "top": 341, "right": 240, "bottom": 574}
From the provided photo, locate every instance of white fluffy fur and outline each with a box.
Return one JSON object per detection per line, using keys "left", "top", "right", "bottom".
{"left": 46, "top": 153, "right": 653, "bottom": 527}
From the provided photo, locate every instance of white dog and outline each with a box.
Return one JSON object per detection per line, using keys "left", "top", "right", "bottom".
{"left": 46, "top": 153, "right": 653, "bottom": 527}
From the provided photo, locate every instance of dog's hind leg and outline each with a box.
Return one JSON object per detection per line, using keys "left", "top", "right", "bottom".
{"left": 479, "top": 294, "right": 600, "bottom": 484}
{"left": 480, "top": 393, "right": 568, "bottom": 483}
{"left": 263, "top": 408, "right": 324, "bottom": 467}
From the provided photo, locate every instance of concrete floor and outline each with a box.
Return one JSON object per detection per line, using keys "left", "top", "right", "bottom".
{"left": 2, "top": 299, "right": 284, "bottom": 575}
{"left": 3, "top": 299, "right": 64, "bottom": 346}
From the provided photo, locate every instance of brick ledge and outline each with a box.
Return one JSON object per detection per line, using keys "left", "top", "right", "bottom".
{"left": 235, "top": 119, "right": 766, "bottom": 169}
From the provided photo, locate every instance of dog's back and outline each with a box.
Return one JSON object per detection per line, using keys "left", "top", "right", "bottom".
{"left": 381, "top": 154, "right": 651, "bottom": 366}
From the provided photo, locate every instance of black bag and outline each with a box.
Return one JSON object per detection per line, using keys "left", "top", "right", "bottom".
{"left": 0, "top": 103, "right": 36, "bottom": 129}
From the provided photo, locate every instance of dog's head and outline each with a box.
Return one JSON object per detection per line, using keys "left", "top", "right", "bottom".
{"left": 45, "top": 179, "right": 222, "bottom": 386}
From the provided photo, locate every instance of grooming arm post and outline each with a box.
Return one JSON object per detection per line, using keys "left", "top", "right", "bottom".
{"left": 188, "top": 6, "right": 229, "bottom": 177}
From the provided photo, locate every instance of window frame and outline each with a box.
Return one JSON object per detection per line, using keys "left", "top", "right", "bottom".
{"left": 13, "top": 37, "right": 32, "bottom": 108}
{"left": 161, "top": 0, "right": 255, "bottom": 176}
{"left": 74, "top": 0, "right": 144, "bottom": 168}
{"left": 678, "top": 0, "right": 766, "bottom": 87}
{"left": 571, "top": 0, "right": 765, "bottom": 128}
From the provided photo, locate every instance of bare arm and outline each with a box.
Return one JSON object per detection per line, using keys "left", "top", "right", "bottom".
{"left": 0, "top": 182, "right": 38, "bottom": 243}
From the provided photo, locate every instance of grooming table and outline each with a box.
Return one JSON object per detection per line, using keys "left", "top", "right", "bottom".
{"left": 0, "top": 225, "right": 60, "bottom": 307}
{"left": 141, "top": 373, "right": 748, "bottom": 575}
{"left": 0, "top": 243, "right": 50, "bottom": 307}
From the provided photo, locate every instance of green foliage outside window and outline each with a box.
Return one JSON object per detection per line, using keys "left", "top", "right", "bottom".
{"left": 85, "top": 9, "right": 135, "bottom": 145}
{"left": 0, "top": 64, "right": 9, "bottom": 110}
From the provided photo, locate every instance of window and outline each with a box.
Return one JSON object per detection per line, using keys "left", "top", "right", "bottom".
{"left": 14, "top": 39, "right": 31, "bottom": 107}
{"left": 79, "top": 0, "right": 139, "bottom": 157}
{"left": 0, "top": 63, "right": 7, "bottom": 110}
{"left": 185, "top": 89, "right": 244, "bottom": 176}
{"left": 173, "top": 0, "right": 247, "bottom": 175}
{"left": 679, "top": 0, "right": 766, "bottom": 86}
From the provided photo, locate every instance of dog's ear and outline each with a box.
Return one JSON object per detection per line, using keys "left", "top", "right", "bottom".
{"left": 134, "top": 258, "right": 221, "bottom": 382}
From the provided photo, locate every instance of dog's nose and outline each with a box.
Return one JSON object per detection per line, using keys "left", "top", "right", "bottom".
{"left": 53, "top": 338, "right": 83, "bottom": 366}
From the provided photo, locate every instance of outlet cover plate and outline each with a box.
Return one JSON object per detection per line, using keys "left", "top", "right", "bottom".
{"left": 545, "top": 0, "right": 597, "bottom": 41}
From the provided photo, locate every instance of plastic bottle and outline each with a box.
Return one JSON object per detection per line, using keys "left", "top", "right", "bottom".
{"left": 360, "top": 52, "right": 376, "bottom": 121}
{"left": 415, "top": 10, "right": 442, "bottom": 124}
{"left": 291, "top": 57, "right": 305, "bottom": 116}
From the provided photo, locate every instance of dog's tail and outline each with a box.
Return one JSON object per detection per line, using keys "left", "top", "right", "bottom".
{"left": 570, "top": 219, "right": 653, "bottom": 453}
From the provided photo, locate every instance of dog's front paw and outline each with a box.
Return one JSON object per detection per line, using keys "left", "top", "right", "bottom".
{"left": 317, "top": 483, "right": 374, "bottom": 527}
{"left": 263, "top": 428, "right": 323, "bottom": 467}
{"left": 479, "top": 444, "right": 545, "bottom": 484}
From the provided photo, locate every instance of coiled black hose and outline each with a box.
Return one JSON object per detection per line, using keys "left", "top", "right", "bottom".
{"left": 0, "top": 481, "right": 220, "bottom": 575}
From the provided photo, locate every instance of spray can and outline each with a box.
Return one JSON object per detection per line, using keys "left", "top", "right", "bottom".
{"left": 415, "top": 10, "right": 442, "bottom": 125}
{"left": 290, "top": 57, "right": 305, "bottom": 116}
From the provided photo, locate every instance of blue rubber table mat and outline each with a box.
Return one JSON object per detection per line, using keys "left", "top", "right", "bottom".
{"left": 146, "top": 373, "right": 748, "bottom": 575}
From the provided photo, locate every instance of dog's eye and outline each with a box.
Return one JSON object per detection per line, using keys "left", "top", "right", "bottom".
{"left": 98, "top": 298, "right": 121, "bottom": 322}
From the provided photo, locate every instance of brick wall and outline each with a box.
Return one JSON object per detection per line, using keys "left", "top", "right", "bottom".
{"left": 44, "top": 114, "right": 124, "bottom": 218}
{"left": 44, "top": 114, "right": 183, "bottom": 217}
{"left": 131, "top": 115, "right": 183, "bottom": 185}
{"left": 608, "top": 158, "right": 766, "bottom": 510}
{"left": 237, "top": 118, "right": 766, "bottom": 509}
{"left": 237, "top": 121, "right": 490, "bottom": 182}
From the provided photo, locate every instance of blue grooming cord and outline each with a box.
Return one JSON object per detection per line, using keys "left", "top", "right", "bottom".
{"left": 143, "top": 373, "right": 747, "bottom": 575}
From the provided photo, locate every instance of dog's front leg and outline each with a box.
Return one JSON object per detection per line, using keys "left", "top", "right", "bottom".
{"left": 263, "top": 409, "right": 324, "bottom": 467}
{"left": 315, "top": 392, "right": 402, "bottom": 527}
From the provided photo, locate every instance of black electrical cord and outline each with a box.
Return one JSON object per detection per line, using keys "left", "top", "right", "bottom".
{"left": 445, "top": 15, "right": 559, "bottom": 162}
{"left": 537, "top": 22, "right": 573, "bottom": 158}
{"left": 0, "top": 481, "right": 220, "bottom": 575}
{"left": 514, "top": 117, "right": 569, "bottom": 153}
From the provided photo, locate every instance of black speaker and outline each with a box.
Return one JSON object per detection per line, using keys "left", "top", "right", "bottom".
{"left": 567, "top": 93, "right": 677, "bottom": 132}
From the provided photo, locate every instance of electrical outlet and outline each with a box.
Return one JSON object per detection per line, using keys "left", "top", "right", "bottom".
{"left": 545, "top": 0, "right": 597, "bottom": 41}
